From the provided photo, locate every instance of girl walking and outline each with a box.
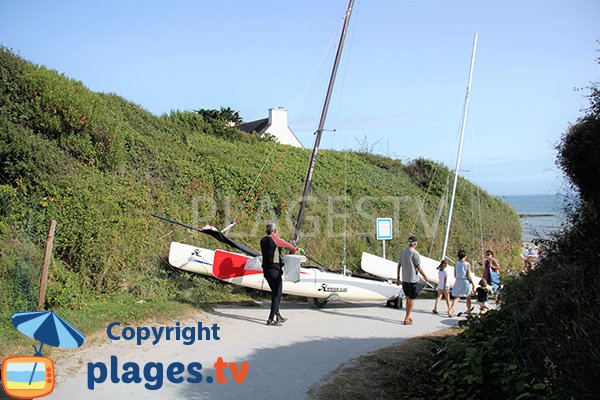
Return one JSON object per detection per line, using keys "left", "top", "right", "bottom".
{"left": 432, "top": 260, "right": 451, "bottom": 314}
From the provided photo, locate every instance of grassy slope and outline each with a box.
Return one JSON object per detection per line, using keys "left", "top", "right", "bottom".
{"left": 0, "top": 48, "right": 521, "bottom": 354}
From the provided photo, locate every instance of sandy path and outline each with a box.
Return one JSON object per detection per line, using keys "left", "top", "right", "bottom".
{"left": 43, "top": 298, "right": 459, "bottom": 400}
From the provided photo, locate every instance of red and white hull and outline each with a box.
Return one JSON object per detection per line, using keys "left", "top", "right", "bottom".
{"left": 169, "top": 242, "right": 402, "bottom": 302}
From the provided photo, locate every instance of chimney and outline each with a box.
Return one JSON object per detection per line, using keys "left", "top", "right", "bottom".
{"left": 268, "top": 107, "right": 288, "bottom": 128}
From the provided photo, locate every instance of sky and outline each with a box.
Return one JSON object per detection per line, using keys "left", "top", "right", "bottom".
{"left": 1, "top": 0, "right": 598, "bottom": 196}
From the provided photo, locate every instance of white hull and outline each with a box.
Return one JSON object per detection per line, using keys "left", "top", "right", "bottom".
{"left": 169, "top": 242, "right": 402, "bottom": 302}
{"left": 361, "top": 251, "right": 481, "bottom": 289}
{"left": 169, "top": 242, "right": 216, "bottom": 276}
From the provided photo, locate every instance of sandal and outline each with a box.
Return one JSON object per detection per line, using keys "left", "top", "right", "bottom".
{"left": 432, "top": 309, "right": 438, "bottom": 314}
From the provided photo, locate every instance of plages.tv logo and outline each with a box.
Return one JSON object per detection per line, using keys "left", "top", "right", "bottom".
{"left": 1, "top": 311, "right": 85, "bottom": 399}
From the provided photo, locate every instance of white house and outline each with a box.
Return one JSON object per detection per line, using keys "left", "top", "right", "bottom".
{"left": 236, "top": 107, "right": 303, "bottom": 148}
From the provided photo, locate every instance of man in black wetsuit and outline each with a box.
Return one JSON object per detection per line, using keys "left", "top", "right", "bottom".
{"left": 260, "top": 223, "right": 297, "bottom": 326}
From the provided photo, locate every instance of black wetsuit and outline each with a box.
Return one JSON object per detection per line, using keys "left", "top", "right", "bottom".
{"left": 260, "top": 235, "right": 283, "bottom": 321}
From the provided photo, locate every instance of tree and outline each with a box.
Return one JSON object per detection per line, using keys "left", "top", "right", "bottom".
{"left": 557, "top": 76, "right": 600, "bottom": 205}
{"left": 194, "top": 107, "right": 242, "bottom": 125}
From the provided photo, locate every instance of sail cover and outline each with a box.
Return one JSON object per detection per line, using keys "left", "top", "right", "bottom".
{"left": 152, "top": 213, "right": 260, "bottom": 257}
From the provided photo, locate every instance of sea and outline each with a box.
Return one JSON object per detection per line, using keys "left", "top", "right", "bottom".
{"left": 500, "top": 194, "right": 568, "bottom": 242}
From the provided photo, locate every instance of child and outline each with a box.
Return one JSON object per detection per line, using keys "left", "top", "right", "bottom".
{"left": 432, "top": 260, "right": 451, "bottom": 314}
{"left": 476, "top": 278, "right": 493, "bottom": 313}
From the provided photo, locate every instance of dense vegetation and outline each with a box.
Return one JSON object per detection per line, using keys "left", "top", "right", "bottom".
{"left": 0, "top": 47, "right": 520, "bottom": 350}
{"left": 432, "top": 71, "right": 600, "bottom": 398}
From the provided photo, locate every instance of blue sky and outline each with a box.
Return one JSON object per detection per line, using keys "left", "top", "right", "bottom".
{"left": 1, "top": 0, "right": 598, "bottom": 195}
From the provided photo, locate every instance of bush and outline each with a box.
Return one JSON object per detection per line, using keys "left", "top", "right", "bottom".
{"left": 433, "top": 72, "right": 600, "bottom": 400}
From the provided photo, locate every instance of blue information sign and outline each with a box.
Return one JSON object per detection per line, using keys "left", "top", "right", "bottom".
{"left": 376, "top": 218, "right": 393, "bottom": 240}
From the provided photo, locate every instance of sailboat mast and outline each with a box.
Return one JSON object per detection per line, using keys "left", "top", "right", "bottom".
{"left": 441, "top": 33, "right": 478, "bottom": 261}
{"left": 292, "top": 0, "right": 355, "bottom": 245}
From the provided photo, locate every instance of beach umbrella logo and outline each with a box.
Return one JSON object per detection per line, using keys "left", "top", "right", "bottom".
{"left": 1, "top": 311, "right": 86, "bottom": 399}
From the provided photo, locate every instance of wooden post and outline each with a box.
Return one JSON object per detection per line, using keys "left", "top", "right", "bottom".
{"left": 37, "top": 220, "right": 56, "bottom": 311}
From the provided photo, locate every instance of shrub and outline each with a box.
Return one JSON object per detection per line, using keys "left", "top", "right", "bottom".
{"left": 433, "top": 71, "right": 600, "bottom": 400}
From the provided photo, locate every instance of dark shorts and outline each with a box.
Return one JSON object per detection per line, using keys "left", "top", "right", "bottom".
{"left": 402, "top": 282, "right": 419, "bottom": 300}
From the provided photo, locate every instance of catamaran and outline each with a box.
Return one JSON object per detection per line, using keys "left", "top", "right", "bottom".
{"left": 157, "top": 0, "right": 404, "bottom": 308}
{"left": 167, "top": 240, "right": 401, "bottom": 307}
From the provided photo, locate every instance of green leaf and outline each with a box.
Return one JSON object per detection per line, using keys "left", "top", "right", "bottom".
{"left": 515, "top": 393, "right": 532, "bottom": 400}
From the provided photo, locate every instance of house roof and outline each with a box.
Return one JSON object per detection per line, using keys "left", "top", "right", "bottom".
{"left": 235, "top": 118, "right": 269, "bottom": 134}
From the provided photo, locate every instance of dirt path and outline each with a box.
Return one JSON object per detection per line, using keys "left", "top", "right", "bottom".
{"left": 44, "top": 298, "right": 459, "bottom": 399}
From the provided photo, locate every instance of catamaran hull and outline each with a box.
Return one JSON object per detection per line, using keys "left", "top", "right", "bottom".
{"left": 169, "top": 242, "right": 402, "bottom": 302}
{"left": 361, "top": 251, "right": 481, "bottom": 289}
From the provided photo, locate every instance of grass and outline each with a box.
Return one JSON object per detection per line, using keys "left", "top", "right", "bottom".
{"left": 0, "top": 294, "right": 190, "bottom": 358}
{"left": 0, "top": 282, "right": 259, "bottom": 359}
{"left": 308, "top": 328, "right": 459, "bottom": 400}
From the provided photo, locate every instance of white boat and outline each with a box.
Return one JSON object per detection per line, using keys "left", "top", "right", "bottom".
{"left": 361, "top": 251, "right": 481, "bottom": 289}
{"left": 169, "top": 241, "right": 402, "bottom": 307}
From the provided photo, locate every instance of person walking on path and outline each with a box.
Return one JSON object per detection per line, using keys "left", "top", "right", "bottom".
{"left": 449, "top": 250, "right": 475, "bottom": 317}
{"left": 432, "top": 260, "right": 451, "bottom": 314}
{"left": 260, "top": 223, "right": 297, "bottom": 326}
{"left": 397, "top": 236, "right": 430, "bottom": 325}
{"left": 483, "top": 250, "right": 501, "bottom": 298}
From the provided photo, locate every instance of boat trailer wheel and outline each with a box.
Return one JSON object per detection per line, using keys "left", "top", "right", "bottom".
{"left": 386, "top": 297, "right": 403, "bottom": 309}
{"left": 313, "top": 298, "right": 329, "bottom": 308}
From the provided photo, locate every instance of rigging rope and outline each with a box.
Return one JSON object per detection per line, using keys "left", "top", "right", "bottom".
{"left": 237, "top": 144, "right": 291, "bottom": 224}
{"left": 428, "top": 173, "right": 452, "bottom": 258}
{"left": 468, "top": 116, "right": 486, "bottom": 270}
{"left": 409, "top": 161, "right": 442, "bottom": 236}
{"left": 331, "top": 6, "right": 357, "bottom": 271}
{"left": 241, "top": 140, "right": 283, "bottom": 207}
{"left": 411, "top": 96, "right": 465, "bottom": 259}
{"left": 470, "top": 168, "right": 478, "bottom": 269}
{"left": 232, "top": 15, "right": 348, "bottom": 230}
{"left": 343, "top": 145, "right": 348, "bottom": 272}
{"left": 477, "top": 187, "right": 485, "bottom": 263}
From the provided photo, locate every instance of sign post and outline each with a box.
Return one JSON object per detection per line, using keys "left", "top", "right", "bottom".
{"left": 38, "top": 220, "right": 56, "bottom": 311}
{"left": 376, "top": 218, "right": 393, "bottom": 259}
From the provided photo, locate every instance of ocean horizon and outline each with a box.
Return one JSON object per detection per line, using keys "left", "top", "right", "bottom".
{"left": 500, "top": 194, "right": 568, "bottom": 242}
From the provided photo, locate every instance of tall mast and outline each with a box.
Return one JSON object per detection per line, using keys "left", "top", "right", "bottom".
{"left": 292, "top": 0, "right": 355, "bottom": 245}
{"left": 441, "top": 33, "right": 478, "bottom": 261}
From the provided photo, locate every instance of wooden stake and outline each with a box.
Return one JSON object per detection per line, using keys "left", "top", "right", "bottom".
{"left": 37, "top": 220, "right": 56, "bottom": 311}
